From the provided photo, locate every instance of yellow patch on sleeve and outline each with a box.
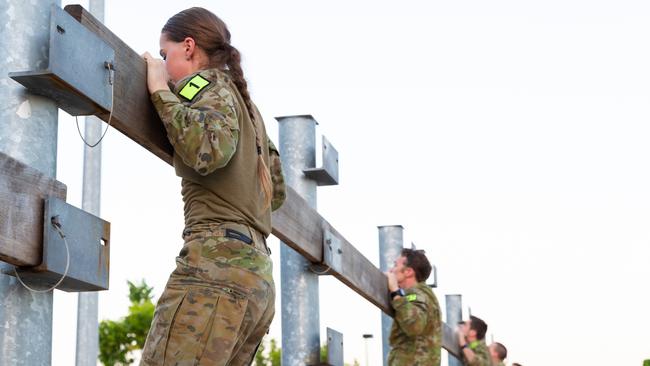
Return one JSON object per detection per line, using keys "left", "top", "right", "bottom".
{"left": 406, "top": 294, "right": 417, "bottom": 302}
{"left": 179, "top": 74, "right": 210, "bottom": 101}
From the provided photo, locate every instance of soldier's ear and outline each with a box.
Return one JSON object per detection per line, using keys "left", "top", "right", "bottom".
{"left": 183, "top": 37, "right": 197, "bottom": 57}
{"left": 406, "top": 267, "right": 416, "bottom": 278}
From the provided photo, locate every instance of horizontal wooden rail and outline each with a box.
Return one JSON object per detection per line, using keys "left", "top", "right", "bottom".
{"left": 0, "top": 152, "right": 67, "bottom": 267}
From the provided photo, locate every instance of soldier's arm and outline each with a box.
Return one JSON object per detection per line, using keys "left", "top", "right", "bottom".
{"left": 268, "top": 138, "right": 286, "bottom": 211}
{"left": 151, "top": 82, "right": 240, "bottom": 176}
{"left": 392, "top": 296, "right": 429, "bottom": 337}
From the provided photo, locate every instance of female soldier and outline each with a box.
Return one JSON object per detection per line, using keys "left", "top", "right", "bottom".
{"left": 140, "top": 7, "right": 285, "bottom": 366}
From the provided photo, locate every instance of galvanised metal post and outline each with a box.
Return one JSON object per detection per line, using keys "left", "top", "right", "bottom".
{"left": 75, "top": 1, "right": 104, "bottom": 365}
{"left": 378, "top": 225, "right": 404, "bottom": 366}
{"left": 446, "top": 294, "right": 463, "bottom": 366}
{"left": 0, "top": 0, "right": 61, "bottom": 365}
{"left": 277, "top": 115, "right": 320, "bottom": 366}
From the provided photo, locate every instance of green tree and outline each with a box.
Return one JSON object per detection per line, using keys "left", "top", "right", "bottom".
{"left": 99, "top": 280, "right": 155, "bottom": 366}
{"left": 254, "top": 336, "right": 281, "bottom": 366}
{"left": 268, "top": 338, "right": 281, "bottom": 366}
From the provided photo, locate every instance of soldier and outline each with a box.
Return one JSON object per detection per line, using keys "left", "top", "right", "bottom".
{"left": 384, "top": 248, "right": 442, "bottom": 366}
{"left": 140, "top": 7, "right": 285, "bottom": 366}
{"left": 457, "top": 315, "right": 492, "bottom": 366}
{"left": 489, "top": 342, "right": 508, "bottom": 366}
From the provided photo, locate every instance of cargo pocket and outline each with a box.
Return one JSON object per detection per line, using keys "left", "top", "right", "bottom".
{"left": 197, "top": 288, "right": 249, "bottom": 366}
{"left": 141, "top": 287, "right": 187, "bottom": 365}
{"left": 163, "top": 287, "right": 221, "bottom": 365}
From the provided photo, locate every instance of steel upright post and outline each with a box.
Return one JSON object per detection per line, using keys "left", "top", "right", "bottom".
{"left": 0, "top": 1, "right": 61, "bottom": 364}
{"left": 277, "top": 115, "right": 321, "bottom": 366}
{"left": 378, "top": 225, "right": 404, "bottom": 366}
{"left": 75, "top": 2, "right": 105, "bottom": 365}
{"left": 446, "top": 294, "right": 463, "bottom": 366}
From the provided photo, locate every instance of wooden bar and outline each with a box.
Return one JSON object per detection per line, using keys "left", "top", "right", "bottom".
{"left": 60, "top": 4, "right": 463, "bottom": 358}
{"left": 0, "top": 152, "right": 67, "bottom": 266}
{"left": 64, "top": 5, "right": 174, "bottom": 165}
{"left": 270, "top": 187, "right": 322, "bottom": 263}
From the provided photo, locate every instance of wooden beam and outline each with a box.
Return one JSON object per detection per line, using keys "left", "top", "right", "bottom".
{"left": 60, "top": 4, "right": 463, "bottom": 358}
{"left": 443, "top": 324, "right": 462, "bottom": 359}
{"left": 270, "top": 187, "right": 322, "bottom": 263}
{"left": 64, "top": 5, "right": 174, "bottom": 165}
{"left": 0, "top": 153, "right": 67, "bottom": 267}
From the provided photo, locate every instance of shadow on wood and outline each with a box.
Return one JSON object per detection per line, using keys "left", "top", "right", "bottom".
{"left": 0, "top": 152, "right": 67, "bottom": 267}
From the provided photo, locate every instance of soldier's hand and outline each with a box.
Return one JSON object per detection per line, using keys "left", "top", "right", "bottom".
{"left": 385, "top": 271, "right": 399, "bottom": 292}
{"left": 457, "top": 327, "right": 466, "bottom": 345}
{"left": 142, "top": 51, "right": 171, "bottom": 94}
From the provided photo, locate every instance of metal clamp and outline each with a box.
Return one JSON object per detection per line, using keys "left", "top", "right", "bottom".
{"left": 9, "top": 5, "right": 115, "bottom": 116}
{"left": 323, "top": 228, "right": 342, "bottom": 274}
{"left": 303, "top": 136, "right": 339, "bottom": 186}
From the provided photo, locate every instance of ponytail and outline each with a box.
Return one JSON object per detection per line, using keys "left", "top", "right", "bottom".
{"left": 226, "top": 45, "right": 273, "bottom": 209}
{"left": 162, "top": 8, "right": 273, "bottom": 208}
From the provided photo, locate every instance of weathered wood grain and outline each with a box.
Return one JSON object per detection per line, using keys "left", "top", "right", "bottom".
{"left": 0, "top": 152, "right": 67, "bottom": 266}
{"left": 271, "top": 186, "right": 323, "bottom": 263}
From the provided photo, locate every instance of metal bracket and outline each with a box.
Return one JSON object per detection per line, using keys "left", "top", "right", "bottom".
{"left": 428, "top": 265, "right": 438, "bottom": 288}
{"left": 14, "top": 197, "right": 111, "bottom": 292}
{"left": 304, "top": 136, "right": 339, "bottom": 186}
{"left": 9, "top": 5, "right": 114, "bottom": 116}
{"left": 326, "top": 327, "right": 344, "bottom": 366}
{"left": 322, "top": 228, "right": 342, "bottom": 274}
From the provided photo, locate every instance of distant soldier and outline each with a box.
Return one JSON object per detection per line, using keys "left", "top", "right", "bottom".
{"left": 489, "top": 342, "right": 508, "bottom": 366}
{"left": 385, "top": 248, "right": 441, "bottom": 366}
{"left": 457, "top": 315, "right": 492, "bottom": 366}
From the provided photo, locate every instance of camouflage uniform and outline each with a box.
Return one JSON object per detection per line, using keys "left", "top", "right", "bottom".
{"left": 463, "top": 341, "right": 493, "bottom": 366}
{"left": 141, "top": 68, "right": 285, "bottom": 366}
{"left": 494, "top": 361, "right": 505, "bottom": 366}
{"left": 388, "top": 282, "right": 442, "bottom": 366}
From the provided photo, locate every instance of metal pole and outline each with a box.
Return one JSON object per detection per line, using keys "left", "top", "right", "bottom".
{"left": 378, "top": 225, "right": 404, "bottom": 366}
{"left": 362, "top": 334, "right": 373, "bottom": 366}
{"left": 75, "top": 2, "right": 104, "bottom": 365}
{"left": 446, "top": 294, "right": 463, "bottom": 366}
{"left": 0, "top": 1, "right": 61, "bottom": 365}
{"left": 277, "top": 115, "right": 320, "bottom": 366}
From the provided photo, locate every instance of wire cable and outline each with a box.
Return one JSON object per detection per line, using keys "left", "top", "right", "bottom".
{"left": 14, "top": 216, "right": 70, "bottom": 293}
{"left": 75, "top": 61, "right": 115, "bottom": 148}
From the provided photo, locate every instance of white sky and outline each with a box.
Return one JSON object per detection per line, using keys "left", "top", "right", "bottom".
{"left": 50, "top": 1, "right": 650, "bottom": 365}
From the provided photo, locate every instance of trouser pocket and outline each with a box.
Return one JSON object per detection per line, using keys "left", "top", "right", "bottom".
{"left": 141, "top": 285, "right": 248, "bottom": 366}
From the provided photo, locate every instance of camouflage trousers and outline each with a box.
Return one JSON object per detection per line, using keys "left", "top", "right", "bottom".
{"left": 141, "top": 223, "right": 275, "bottom": 366}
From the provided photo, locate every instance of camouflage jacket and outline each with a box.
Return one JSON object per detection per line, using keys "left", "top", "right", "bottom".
{"left": 151, "top": 68, "right": 286, "bottom": 217}
{"left": 388, "top": 282, "right": 441, "bottom": 366}
{"left": 463, "top": 340, "right": 492, "bottom": 366}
